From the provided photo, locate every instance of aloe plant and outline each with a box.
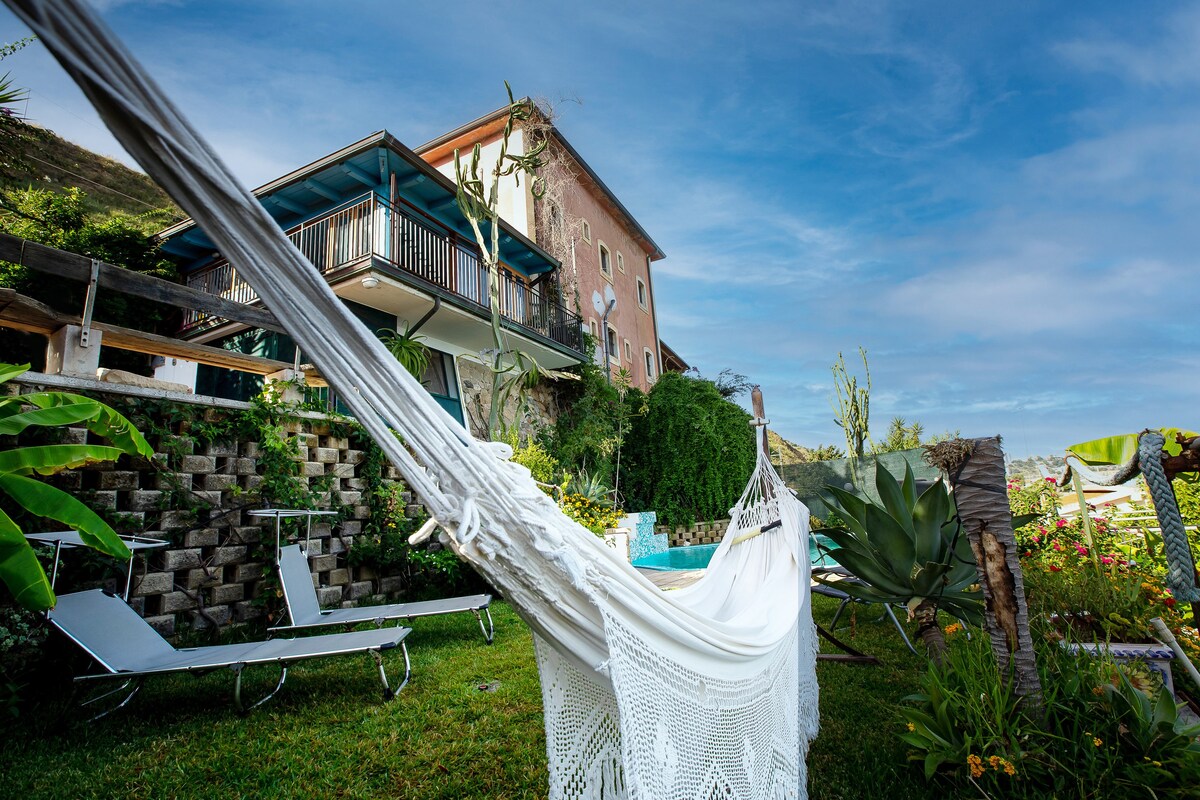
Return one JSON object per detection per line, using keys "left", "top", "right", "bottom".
{"left": 816, "top": 461, "right": 982, "bottom": 663}
{"left": 0, "top": 363, "right": 153, "bottom": 610}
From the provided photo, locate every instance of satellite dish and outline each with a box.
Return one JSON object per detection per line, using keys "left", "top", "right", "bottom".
{"left": 604, "top": 284, "right": 617, "bottom": 309}
{"left": 591, "top": 290, "right": 606, "bottom": 316}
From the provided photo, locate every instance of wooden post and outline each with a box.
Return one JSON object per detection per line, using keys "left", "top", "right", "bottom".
{"left": 750, "top": 385, "right": 769, "bottom": 459}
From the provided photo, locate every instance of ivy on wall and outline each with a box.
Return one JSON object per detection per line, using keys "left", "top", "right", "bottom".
{"left": 621, "top": 372, "right": 756, "bottom": 527}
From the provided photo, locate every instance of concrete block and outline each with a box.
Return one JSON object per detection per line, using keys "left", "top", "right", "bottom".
{"left": 184, "top": 528, "right": 220, "bottom": 548}
{"left": 327, "top": 568, "right": 350, "bottom": 587}
{"left": 211, "top": 583, "right": 244, "bottom": 605}
{"left": 302, "top": 462, "right": 324, "bottom": 477}
{"left": 234, "top": 457, "right": 257, "bottom": 475}
{"left": 192, "top": 490, "right": 223, "bottom": 506}
{"left": 53, "top": 471, "right": 82, "bottom": 491}
{"left": 232, "top": 526, "right": 261, "bottom": 544}
{"left": 309, "top": 554, "right": 338, "bottom": 573}
{"left": 378, "top": 576, "right": 404, "bottom": 595}
{"left": 190, "top": 606, "right": 232, "bottom": 630}
{"left": 322, "top": 436, "right": 349, "bottom": 450}
{"left": 160, "top": 435, "right": 195, "bottom": 455}
{"left": 339, "top": 520, "right": 361, "bottom": 537}
{"left": 233, "top": 562, "right": 266, "bottom": 583}
{"left": 155, "top": 472, "right": 191, "bottom": 490}
{"left": 210, "top": 546, "right": 247, "bottom": 566}
{"left": 180, "top": 455, "right": 216, "bottom": 474}
{"left": 203, "top": 440, "right": 239, "bottom": 457}
{"left": 98, "top": 471, "right": 139, "bottom": 491}
{"left": 317, "top": 586, "right": 342, "bottom": 607}
{"left": 60, "top": 427, "right": 88, "bottom": 445}
{"left": 328, "top": 537, "right": 346, "bottom": 555}
{"left": 354, "top": 505, "right": 371, "bottom": 519}
{"left": 335, "top": 491, "right": 362, "bottom": 507}
{"left": 240, "top": 442, "right": 261, "bottom": 459}
{"left": 186, "top": 568, "right": 220, "bottom": 589}
{"left": 233, "top": 600, "right": 263, "bottom": 622}
{"left": 330, "top": 462, "right": 356, "bottom": 479}
{"left": 314, "top": 447, "right": 339, "bottom": 464}
{"left": 45, "top": 324, "right": 102, "bottom": 377}
{"left": 159, "top": 590, "right": 198, "bottom": 614}
{"left": 343, "top": 450, "right": 365, "bottom": 465}
{"left": 128, "top": 489, "right": 164, "bottom": 512}
{"left": 201, "top": 473, "right": 237, "bottom": 492}
{"left": 133, "top": 571, "right": 174, "bottom": 596}
{"left": 242, "top": 474, "right": 264, "bottom": 492}
{"left": 145, "top": 614, "right": 175, "bottom": 636}
{"left": 126, "top": 596, "right": 145, "bottom": 615}
{"left": 160, "top": 548, "right": 202, "bottom": 571}
{"left": 297, "top": 433, "right": 319, "bottom": 449}
{"left": 343, "top": 478, "right": 367, "bottom": 491}
{"left": 355, "top": 565, "right": 377, "bottom": 581}
{"left": 347, "top": 581, "right": 373, "bottom": 600}
{"left": 87, "top": 490, "right": 117, "bottom": 510}
{"left": 159, "top": 509, "right": 197, "bottom": 530}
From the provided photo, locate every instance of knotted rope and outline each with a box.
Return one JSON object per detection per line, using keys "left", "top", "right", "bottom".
{"left": 1138, "top": 432, "right": 1200, "bottom": 603}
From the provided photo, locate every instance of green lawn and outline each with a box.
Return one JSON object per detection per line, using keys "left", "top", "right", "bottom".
{"left": 0, "top": 596, "right": 938, "bottom": 799}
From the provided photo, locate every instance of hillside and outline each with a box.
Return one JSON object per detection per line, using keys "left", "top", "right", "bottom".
{"left": 0, "top": 122, "right": 180, "bottom": 222}
{"left": 766, "top": 430, "right": 812, "bottom": 466}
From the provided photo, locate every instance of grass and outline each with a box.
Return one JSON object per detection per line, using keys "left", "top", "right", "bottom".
{"left": 0, "top": 596, "right": 940, "bottom": 799}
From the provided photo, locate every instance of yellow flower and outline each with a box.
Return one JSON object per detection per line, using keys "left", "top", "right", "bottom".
{"left": 967, "top": 754, "right": 984, "bottom": 778}
{"left": 1002, "top": 759, "right": 1016, "bottom": 776}
{"left": 988, "top": 755, "right": 1001, "bottom": 769}
{"left": 905, "top": 722, "right": 915, "bottom": 732}
{"left": 943, "top": 623, "right": 963, "bottom": 636}
{"left": 1092, "top": 737, "right": 1102, "bottom": 747}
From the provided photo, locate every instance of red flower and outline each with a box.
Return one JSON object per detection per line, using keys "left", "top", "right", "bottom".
{"left": 1056, "top": 519, "right": 1067, "bottom": 528}
{"left": 1049, "top": 565, "right": 1062, "bottom": 572}
{"left": 1165, "top": 597, "right": 1177, "bottom": 608}
{"left": 1045, "top": 477, "right": 1057, "bottom": 484}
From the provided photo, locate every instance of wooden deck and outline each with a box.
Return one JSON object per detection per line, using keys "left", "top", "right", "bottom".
{"left": 637, "top": 568, "right": 704, "bottom": 590}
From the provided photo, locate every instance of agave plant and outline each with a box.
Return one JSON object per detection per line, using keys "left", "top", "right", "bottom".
{"left": 0, "top": 363, "right": 153, "bottom": 610}
{"left": 815, "top": 461, "right": 982, "bottom": 663}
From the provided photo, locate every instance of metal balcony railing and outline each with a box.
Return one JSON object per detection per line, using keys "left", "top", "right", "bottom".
{"left": 181, "top": 193, "right": 583, "bottom": 353}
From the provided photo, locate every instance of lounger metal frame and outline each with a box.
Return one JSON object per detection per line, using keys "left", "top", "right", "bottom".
{"left": 272, "top": 543, "right": 495, "bottom": 644}
{"left": 49, "top": 590, "right": 411, "bottom": 721}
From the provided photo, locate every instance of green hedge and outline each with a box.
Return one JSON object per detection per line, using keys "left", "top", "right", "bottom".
{"left": 622, "top": 372, "right": 755, "bottom": 526}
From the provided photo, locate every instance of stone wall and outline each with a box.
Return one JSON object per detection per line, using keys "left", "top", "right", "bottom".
{"left": 655, "top": 519, "right": 732, "bottom": 547}
{"left": 8, "top": 376, "right": 422, "bottom": 638}
{"left": 456, "top": 356, "right": 560, "bottom": 440}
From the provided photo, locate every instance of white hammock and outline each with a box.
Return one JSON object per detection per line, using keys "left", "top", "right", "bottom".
{"left": 8, "top": 2, "right": 820, "bottom": 796}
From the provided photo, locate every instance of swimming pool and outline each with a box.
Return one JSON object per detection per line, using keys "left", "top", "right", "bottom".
{"left": 632, "top": 535, "right": 840, "bottom": 571}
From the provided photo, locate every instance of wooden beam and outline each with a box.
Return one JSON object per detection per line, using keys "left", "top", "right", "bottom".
{"left": 399, "top": 173, "right": 425, "bottom": 190}
{"left": 269, "top": 194, "right": 307, "bottom": 216}
{"left": 343, "top": 162, "right": 376, "bottom": 187}
{"left": 0, "top": 234, "right": 284, "bottom": 333}
{"left": 303, "top": 178, "right": 340, "bottom": 202}
{"left": 0, "top": 288, "right": 326, "bottom": 385}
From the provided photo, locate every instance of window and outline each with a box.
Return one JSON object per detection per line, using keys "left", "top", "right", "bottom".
{"left": 588, "top": 318, "right": 598, "bottom": 339}
{"left": 624, "top": 339, "right": 632, "bottom": 362}
{"left": 581, "top": 219, "right": 591, "bottom": 243}
{"left": 644, "top": 349, "right": 656, "bottom": 381}
{"left": 616, "top": 252, "right": 625, "bottom": 273}
{"left": 598, "top": 243, "right": 612, "bottom": 278}
{"left": 606, "top": 326, "right": 618, "bottom": 362}
{"left": 636, "top": 277, "right": 648, "bottom": 310}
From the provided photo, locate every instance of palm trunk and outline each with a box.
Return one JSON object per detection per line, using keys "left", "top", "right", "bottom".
{"left": 913, "top": 598, "right": 947, "bottom": 666}
{"left": 945, "top": 436, "right": 1044, "bottom": 716}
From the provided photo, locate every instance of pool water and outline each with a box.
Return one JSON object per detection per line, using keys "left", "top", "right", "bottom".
{"left": 632, "top": 535, "right": 839, "bottom": 571}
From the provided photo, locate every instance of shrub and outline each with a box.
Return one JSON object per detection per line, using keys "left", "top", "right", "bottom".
{"left": 621, "top": 372, "right": 755, "bottom": 526}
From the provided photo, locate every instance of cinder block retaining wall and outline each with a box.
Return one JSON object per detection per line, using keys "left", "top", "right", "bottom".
{"left": 656, "top": 519, "right": 732, "bottom": 547}
{"left": 9, "top": 377, "right": 421, "bottom": 637}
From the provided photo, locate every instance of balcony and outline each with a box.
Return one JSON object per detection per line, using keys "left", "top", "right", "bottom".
{"left": 182, "top": 193, "right": 584, "bottom": 355}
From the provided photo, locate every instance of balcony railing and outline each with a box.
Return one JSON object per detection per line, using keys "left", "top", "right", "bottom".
{"left": 181, "top": 193, "right": 583, "bottom": 353}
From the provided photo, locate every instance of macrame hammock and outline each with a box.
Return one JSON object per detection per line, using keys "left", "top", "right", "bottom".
{"left": 7, "top": 2, "right": 820, "bottom": 796}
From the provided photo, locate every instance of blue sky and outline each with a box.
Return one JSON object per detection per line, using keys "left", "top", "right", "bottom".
{"left": 2, "top": 0, "right": 1197, "bottom": 459}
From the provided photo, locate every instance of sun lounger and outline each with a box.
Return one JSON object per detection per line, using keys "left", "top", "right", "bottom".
{"left": 49, "top": 589, "right": 411, "bottom": 719}
{"left": 810, "top": 567, "right": 919, "bottom": 656}
{"left": 273, "top": 544, "right": 494, "bottom": 643}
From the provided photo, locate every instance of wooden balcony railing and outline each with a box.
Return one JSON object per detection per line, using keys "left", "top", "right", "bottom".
{"left": 181, "top": 193, "right": 583, "bottom": 353}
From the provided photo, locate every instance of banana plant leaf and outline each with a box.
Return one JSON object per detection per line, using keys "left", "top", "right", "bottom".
{"left": 0, "top": 444, "right": 125, "bottom": 476}
{"left": 18, "top": 393, "right": 152, "bottom": 458}
{"left": 0, "top": 474, "right": 130, "bottom": 561}
{"left": 1067, "top": 428, "right": 1198, "bottom": 465}
{"left": 0, "top": 506, "right": 54, "bottom": 610}
{"left": 0, "top": 403, "right": 102, "bottom": 434}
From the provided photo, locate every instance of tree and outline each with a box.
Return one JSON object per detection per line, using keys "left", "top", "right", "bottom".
{"left": 926, "top": 436, "right": 1043, "bottom": 714}
{"left": 874, "top": 416, "right": 924, "bottom": 454}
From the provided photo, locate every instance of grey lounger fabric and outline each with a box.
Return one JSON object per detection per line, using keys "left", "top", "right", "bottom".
{"left": 49, "top": 589, "right": 410, "bottom": 715}
{"left": 274, "top": 544, "right": 494, "bottom": 642}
